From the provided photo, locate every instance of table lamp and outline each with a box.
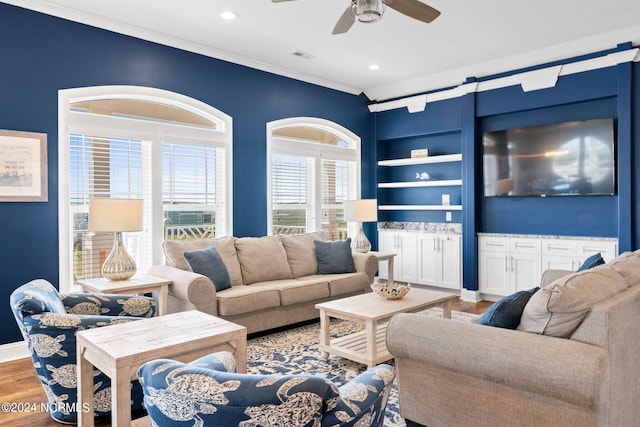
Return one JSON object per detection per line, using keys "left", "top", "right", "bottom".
{"left": 89, "top": 198, "right": 143, "bottom": 281}
{"left": 344, "top": 199, "right": 378, "bottom": 253}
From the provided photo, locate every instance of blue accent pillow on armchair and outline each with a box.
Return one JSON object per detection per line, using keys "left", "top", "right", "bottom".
{"left": 184, "top": 246, "right": 232, "bottom": 292}
{"left": 314, "top": 239, "right": 355, "bottom": 274}
{"left": 479, "top": 287, "right": 539, "bottom": 329}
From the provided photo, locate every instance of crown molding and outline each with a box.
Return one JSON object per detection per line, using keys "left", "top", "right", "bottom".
{"left": 369, "top": 47, "right": 640, "bottom": 113}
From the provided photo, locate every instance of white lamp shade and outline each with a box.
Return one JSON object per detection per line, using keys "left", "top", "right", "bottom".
{"left": 89, "top": 198, "right": 143, "bottom": 232}
{"left": 344, "top": 199, "right": 378, "bottom": 222}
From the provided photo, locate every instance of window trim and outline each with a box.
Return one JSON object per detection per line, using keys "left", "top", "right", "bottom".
{"left": 58, "top": 86, "right": 232, "bottom": 291}
{"left": 266, "top": 117, "right": 361, "bottom": 237}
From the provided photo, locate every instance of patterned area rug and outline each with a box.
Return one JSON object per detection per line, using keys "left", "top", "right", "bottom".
{"left": 246, "top": 308, "right": 479, "bottom": 427}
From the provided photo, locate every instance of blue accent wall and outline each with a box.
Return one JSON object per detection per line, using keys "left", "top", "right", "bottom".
{"left": 376, "top": 98, "right": 463, "bottom": 224}
{"left": 480, "top": 97, "right": 619, "bottom": 237}
{"left": 0, "top": 4, "right": 373, "bottom": 345}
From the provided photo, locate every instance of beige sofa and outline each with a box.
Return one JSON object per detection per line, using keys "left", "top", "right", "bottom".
{"left": 148, "top": 232, "right": 378, "bottom": 333}
{"left": 386, "top": 250, "right": 640, "bottom": 427}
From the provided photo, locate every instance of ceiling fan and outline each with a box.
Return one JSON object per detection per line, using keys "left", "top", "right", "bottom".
{"left": 272, "top": 0, "right": 441, "bottom": 35}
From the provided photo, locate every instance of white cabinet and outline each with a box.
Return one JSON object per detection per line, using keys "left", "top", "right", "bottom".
{"left": 378, "top": 230, "right": 461, "bottom": 290}
{"left": 478, "top": 236, "right": 542, "bottom": 296}
{"left": 479, "top": 234, "right": 619, "bottom": 297}
{"left": 377, "top": 230, "right": 418, "bottom": 283}
{"left": 541, "top": 239, "right": 618, "bottom": 271}
{"left": 418, "top": 233, "right": 461, "bottom": 290}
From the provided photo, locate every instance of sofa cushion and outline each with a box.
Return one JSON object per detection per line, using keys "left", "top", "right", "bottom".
{"left": 576, "top": 252, "right": 605, "bottom": 271}
{"left": 235, "top": 236, "right": 293, "bottom": 285}
{"left": 251, "top": 277, "right": 331, "bottom": 306}
{"left": 479, "top": 287, "right": 539, "bottom": 329}
{"left": 326, "top": 273, "right": 369, "bottom": 296}
{"left": 518, "top": 266, "right": 627, "bottom": 337}
{"left": 315, "top": 239, "right": 355, "bottom": 274}
{"left": 184, "top": 246, "right": 232, "bottom": 292}
{"left": 607, "top": 252, "right": 640, "bottom": 287}
{"left": 215, "top": 285, "right": 281, "bottom": 316}
{"left": 280, "top": 231, "right": 326, "bottom": 278}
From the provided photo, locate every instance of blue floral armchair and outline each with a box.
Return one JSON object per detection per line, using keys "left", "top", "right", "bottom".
{"left": 10, "top": 278, "right": 157, "bottom": 424}
{"left": 137, "top": 351, "right": 395, "bottom": 427}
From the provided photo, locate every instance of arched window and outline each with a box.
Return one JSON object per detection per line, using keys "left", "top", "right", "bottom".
{"left": 58, "top": 86, "right": 232, "bottom": 289}
{"left": 267, "top": 118, "right": 360, "bottom": 240}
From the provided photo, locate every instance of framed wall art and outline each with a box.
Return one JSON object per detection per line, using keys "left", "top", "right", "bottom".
{"left": 0, "top": 130, "right": 48, "bottom": 202}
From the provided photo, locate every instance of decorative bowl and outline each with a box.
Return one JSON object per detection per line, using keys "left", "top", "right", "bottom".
{"left": 371, "top": 282, "right": 411, "bottom": 299}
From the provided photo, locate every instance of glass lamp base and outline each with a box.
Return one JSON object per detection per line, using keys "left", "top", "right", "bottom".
{"left": 102, "top": 232, "right": 137, "bottom": 281}
{"left": 351, "top": 225, "right": 371, "bottom": 253}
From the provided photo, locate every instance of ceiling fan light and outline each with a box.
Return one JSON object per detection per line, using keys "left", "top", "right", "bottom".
{"left": 353, "top": 0, "right": 385, "bottom": 23}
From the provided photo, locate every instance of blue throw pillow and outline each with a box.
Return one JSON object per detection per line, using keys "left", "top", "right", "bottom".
{"left": 314, "top": 239, "right": 355, "bottom": 274}
{"left": 184, "top": 246, "right": 232, "bottom": 292}
{"left": 479, "top": 287, "right": 539, "bottom": 329}
{"left": 576, "top": 252, "right": 605, "bottom": 271}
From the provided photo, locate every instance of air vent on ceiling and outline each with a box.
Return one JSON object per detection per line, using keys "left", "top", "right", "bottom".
{"left": 292, "top": 50, "right": 315, "bottom": 60}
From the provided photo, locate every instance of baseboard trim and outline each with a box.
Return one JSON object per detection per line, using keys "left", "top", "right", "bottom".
{"left": 460, "top": 288, "right": 482, "bottom": 303}
{"left": 0, "top": 341, "right": 29, "bottom": 363}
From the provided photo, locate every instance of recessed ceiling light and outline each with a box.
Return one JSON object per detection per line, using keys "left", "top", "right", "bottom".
{"left": 369, "top": 64, "right": 381, "bottom": 71}
{"left": 220, "top": 11, "right": 238, "bottom": 20}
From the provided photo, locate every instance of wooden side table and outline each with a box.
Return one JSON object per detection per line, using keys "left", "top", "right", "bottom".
{"left": 368, "top": 251, "right": 397, "bottom": 285}
{"left": 76, "top": 310, "right": 247, "bottom": 427}
{"left": 78, "top": 273, "right": 172, "bottom": 315}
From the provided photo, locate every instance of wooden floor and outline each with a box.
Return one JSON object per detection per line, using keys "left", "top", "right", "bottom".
{"left": 0, "top": 298, "right": 491, "bottom": 426}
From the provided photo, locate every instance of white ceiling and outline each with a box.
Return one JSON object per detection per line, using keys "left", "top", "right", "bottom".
{"left": 7, "top": 0, "right": 640, "bottom": 101}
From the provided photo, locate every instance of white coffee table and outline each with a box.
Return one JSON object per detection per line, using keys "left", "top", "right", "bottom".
{"left": 78, "top": 273, "right": 172, "bottom": 315}
{"left": 76, "top": 310, "right": 247, "bottom": 427}
{"left": 316, "top": 288, "right": 456, "bottom": 368}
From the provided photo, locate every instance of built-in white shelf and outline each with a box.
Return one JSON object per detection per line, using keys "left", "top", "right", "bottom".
{"left": 379, "top": 205, "right": 463, "bottom": 211}
{"left": 378, "top": 179, "right": 462, "bottom": 188}
{"left": 377, "top": 153, "right": 462, "bottom": 167}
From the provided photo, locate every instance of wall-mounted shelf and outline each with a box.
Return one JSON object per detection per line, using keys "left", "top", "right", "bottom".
{"left": 378, "top": 179, "right": 462, "bottom": 188}
{"left": 377, "top": 153, "right": 462, "bottom": 167}
{"left": 377, "top": 147, "right": 462, "bottom": 218}
{"left": 379, "top": 205, "right": 463, "bottom": 211}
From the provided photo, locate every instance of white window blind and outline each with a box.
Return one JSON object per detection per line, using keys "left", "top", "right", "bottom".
{"left": 270, "top": 133, "right": 358, "bottom": 239}
{"left": 69, "top": 133, "right": 152, "bottom": 281}
{"left": 272, "top": 153, "right": 314, "bottom": 235}
{"left": 321, "top": 158, "right": 356, "bottom": 240}
{"left": 162, "top": 141, "right": 226, "bottom": 240}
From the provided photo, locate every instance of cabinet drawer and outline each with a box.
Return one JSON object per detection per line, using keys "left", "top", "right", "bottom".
{"left": 542, "top": 239, "right": 576, "bottom": 256}
{"left": 479, "top": 236, "right": 509, "bottom": 252}
{"left": 509, "top": 238, "right": 541, "bottom": 254}
{"left": 576, "top": 240, "right": 618, "bottom": 262}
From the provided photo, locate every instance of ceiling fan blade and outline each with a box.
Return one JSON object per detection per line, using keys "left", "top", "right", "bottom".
{"left": 332, "top": 6, "right": 356, "bottom": 35}
{"left": 383, "top": 0, "right": 441, "bottom": 23}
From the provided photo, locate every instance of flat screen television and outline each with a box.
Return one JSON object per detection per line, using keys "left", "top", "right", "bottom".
{"left": 483, "top": 118, "right": 616, "bottom": 197}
